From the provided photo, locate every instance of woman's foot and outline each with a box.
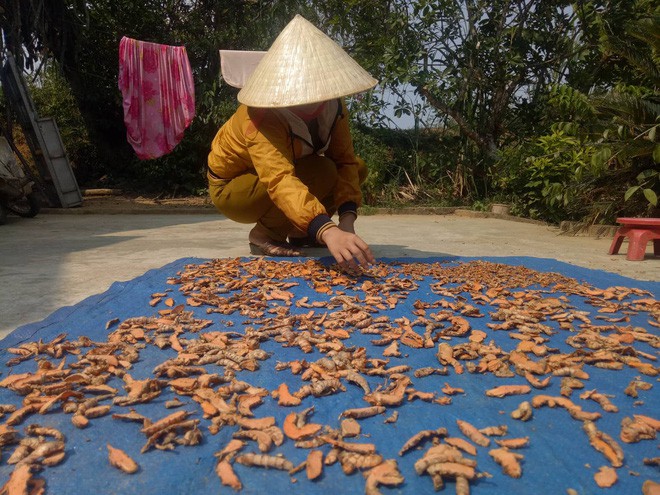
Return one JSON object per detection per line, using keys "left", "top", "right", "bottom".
{"left": 249, "top": 226, "right": 303, "bottom": 257}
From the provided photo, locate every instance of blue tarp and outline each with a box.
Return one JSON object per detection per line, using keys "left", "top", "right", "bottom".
{"left": 0, "top": 256, "right": 658, "bottom": 494}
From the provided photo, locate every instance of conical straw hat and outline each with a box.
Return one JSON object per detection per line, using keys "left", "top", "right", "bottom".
{"left": 238, "top": 15, "right": 378, "bottom": 108}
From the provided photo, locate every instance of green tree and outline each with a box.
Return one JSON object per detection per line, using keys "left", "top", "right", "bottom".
{"left": 496, "top": 1, "right": 659, "bottom": 223}
{"left": 1, "top": 0, "right": 310, "bottom": 188}
{"left": 318, "top": 0, "right": 582, "bottom": 197}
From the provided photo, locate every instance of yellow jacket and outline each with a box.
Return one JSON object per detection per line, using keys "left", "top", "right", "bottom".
{"left": 208, "top": 99, "right": 363, "bottom": 234}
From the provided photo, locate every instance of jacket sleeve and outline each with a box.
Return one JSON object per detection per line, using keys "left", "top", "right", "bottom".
{"left": 324, "top": 99, "right": 364, "bottom": 216}
{"left": 245, "top": 109, "right": 331, "bottom": 234}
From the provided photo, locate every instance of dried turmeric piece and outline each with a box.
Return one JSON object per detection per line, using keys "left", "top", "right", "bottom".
{"left": 363, "top": 460, "right": 404, "bottom": 495}
{"left": 594, "top": 465, "right": 618, "bottom": 488}
{"left": 216, "top": 459, "right": 242, "bottom": 491}
{"left": 234, "top": 416, "right": 276, "bottom": 431}
{"left": 399, "top": 428, "right": 448, "bottom": 456}
{"left": 0, "top": 463, "right": 33, "bottom": 494}
{"left": 580, "top": 390, "right": 618, "bottom": 413}
{"left": 456, "top": 420, "right": 490, "bottom": 447}
{"left": 642, "top": 480, "right": 660, "bottom": 495}
{"left": 444, "top": 437, "right": 477, "bottom": 456}
{"left": 235, "top": 453, "right": 293, "bottom": 471}
{"left": 441, "top": 383, "right": 465, "bottom": 396}
{"left": 233, "top": 430, "right": 273, "bottom": 453}
{"left": 414, "top": 443, "right": 475, "bottom": 476}
{"left": 341, "top": 406, "right": 385, "bottom": 419}
{"left": 141, "top": 411, "right": 190, "bottom": 437}
{"left": 107, "top": 444, "right": 139, "bottom": 474}
{"left": 382, "top": 341, "right": 401, "bottom": 357}
{"left": 485, "top": 385, "right": 531, "bottom": 398}
{"left": 624, "top": 379, "right": 652, "bottom": 398}
{"left": 583, "top": 421, "right": 624, "bottom": 467}
{"left": 620, "top": 416, "right": 657, "bottom": 443}
{"left": 340, "top": 418, "right": 361, "bottom": 438}
{"left": 282, "top": 412, "right": 322, "bottom": 440}
{"left": 479, "top": 425, "right": 508, "bottom": 437}
{"left": 495, "top": 437, "right": 529, "bottom": 449}
{"left": 337, "top": 451, "right": 383, "bottom": 475}
{"left": 214, "top": 439, "right": 245, "bottom": 461}
{"left": 321, "top": 436, "right": 376, "bottom": 455}
{"left": 489, "top": 447, "right": 523, "bottom": 478}
{"left": 426, "top": 462, "right": 476, "bottom": 481}
{"left": 272, "top": 383, "right": 301, "bottom": 407}
{"left": 364, "top": 375, "right": 410, "bottom": 406}
{"left": 306, "top": 450, "right": 323, "bottom": 480}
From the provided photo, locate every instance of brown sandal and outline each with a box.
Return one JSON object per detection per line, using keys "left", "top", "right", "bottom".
{"left": 248, "top": 241, "right": 303, "bottom": 257}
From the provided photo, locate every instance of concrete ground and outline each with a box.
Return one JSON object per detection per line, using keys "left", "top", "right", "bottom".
{"left": 0, "top": 211, "right": 658, "bottom": 339}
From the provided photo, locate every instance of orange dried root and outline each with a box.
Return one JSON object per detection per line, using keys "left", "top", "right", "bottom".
{"left": 235, "top": 453, "right": 293, "bottom": 471}
{"left": 341, "top": 406, "right": 386, "bottom": 419}
{"left": 338, "top": 451, "right": 384, "bottom": 474}
{"left": 214, "top": 439, "right": 245, "bottom": 460}
{"left": 579, "top": 390, "right": 618, "bottom": 413}
{"left": 399, "top": 428, "right": 448, "bottom": 456}
{"left": 620, "top": 416, "right": 657, "bottom": 443}
{"left": 234, "top": 416, "right": 276, "bottom": 431}
{"left": 444, "top": 437, "right": 477, "bottom": 456}
{"left": 107, "top": 444, "right": 139, "bottom": 474}
{"left": 364, "top": 376, "right": 411, "bottom": 406}
{"left": 340, "top": 418, "right": 361, "bottom": 438}
{"left": 306, "top": 450, "right": 324, "bottom": 480}
{"left": 216, "top": 459, "right": 242, "bottom": 491}
{"left": 437, "top": 343, "right": 464, "bottom": 374}
{"left": 594, "top": 466, "right": 618, "bottom": 488}
{"left": 510, "top": 401, "right": 533, "bottom": 421}
{"left": 141, "top": 410, "right": 190, "bottom": 437}
{"left": 583, "top": 421, "right": 624, "bottom": 467}
{"left": 282, "top": 412, "right": 322, "bottom": 440}
{"left": 634, "top": 414, "right": 660, "bottom": 431}
{"left": 456, "top": 420, "right": 490, "bottom": 447}
{"left": 489, "top": 447, "right": 523, "bottom": 478}
{"left": 233, "top": 430, "right": 273, "bottom": 453}
{"left": 479, "top": 425, "right": 508, "bottom": 437}
{"left": 531, "top": 395, "right": 601, "bottom": 421}
{"left": 0, "top": 463, "right": 33, "bottom": 495}
{"left": 624, "top": 379, "right": 652, "bottom": 398}
{"left": 441, "top": 383, "right": 464, "bottom": 396}
{"left": 523, "top": 372, "right": 551, "bottom": 389}
{"left": 485, "top": 385, "right": 531, "bottom": 398}
{"left": 339, "top": 370, "right": 371, "bottom": 395}
{"left": 321, "top": 436, "right": 376, "bottom": 455}
{"left": 272, "top": 383, "right": 301, "bottom": 407}
{"left": 414, "top": 444, "right": 476, "bottom": 476}
{"left": 383, "top": 411, "right": 399, "bottom": 424}
{"left": 425, "top": 462, "right": 476, "bottom": 481}
{"left": 495, "top": 437, "right": 529, "bottom": 449}
{"left": 363, "top": 460, "right": 404, "bottom": 495}
{"left": 642, "top": 480, "right": 660, "bottom": 495}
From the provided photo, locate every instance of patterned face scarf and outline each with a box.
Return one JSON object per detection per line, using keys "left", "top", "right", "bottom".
{"left": 118, "top": 37, "right": 196, "bottom": 160}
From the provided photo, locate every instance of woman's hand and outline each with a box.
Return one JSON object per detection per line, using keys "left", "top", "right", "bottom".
{"left": 338, "top": 212, "right": 356, "bottom": 234}
{"left": 321, "top": 225, "right": 374, "bottom": 270}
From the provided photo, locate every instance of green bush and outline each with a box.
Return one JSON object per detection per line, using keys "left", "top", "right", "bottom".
{"left": 496, "top": 129, "right": 597, "bottom": 222}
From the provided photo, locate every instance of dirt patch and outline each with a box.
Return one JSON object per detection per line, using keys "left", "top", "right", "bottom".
{"left": 43, "top": 191, "right": 217, "bottom": 214}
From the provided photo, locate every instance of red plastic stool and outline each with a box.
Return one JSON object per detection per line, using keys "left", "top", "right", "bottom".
{"left": 608, "top": 217, "right": 660, "bottom": 261}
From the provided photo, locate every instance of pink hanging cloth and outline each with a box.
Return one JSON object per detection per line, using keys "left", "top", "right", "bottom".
{"left": 118, "top": 36, "right": 196, "bottom": 160}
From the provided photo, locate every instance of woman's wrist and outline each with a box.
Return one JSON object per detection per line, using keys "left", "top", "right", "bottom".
{"left": 338, "top": 211, "right": 357, "bottom": 222}
{"left": 316, "top": 222, "right": 338, "bottom": 244}
{"left": 320, "top": 225, "right": 340, "bottom": 244}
